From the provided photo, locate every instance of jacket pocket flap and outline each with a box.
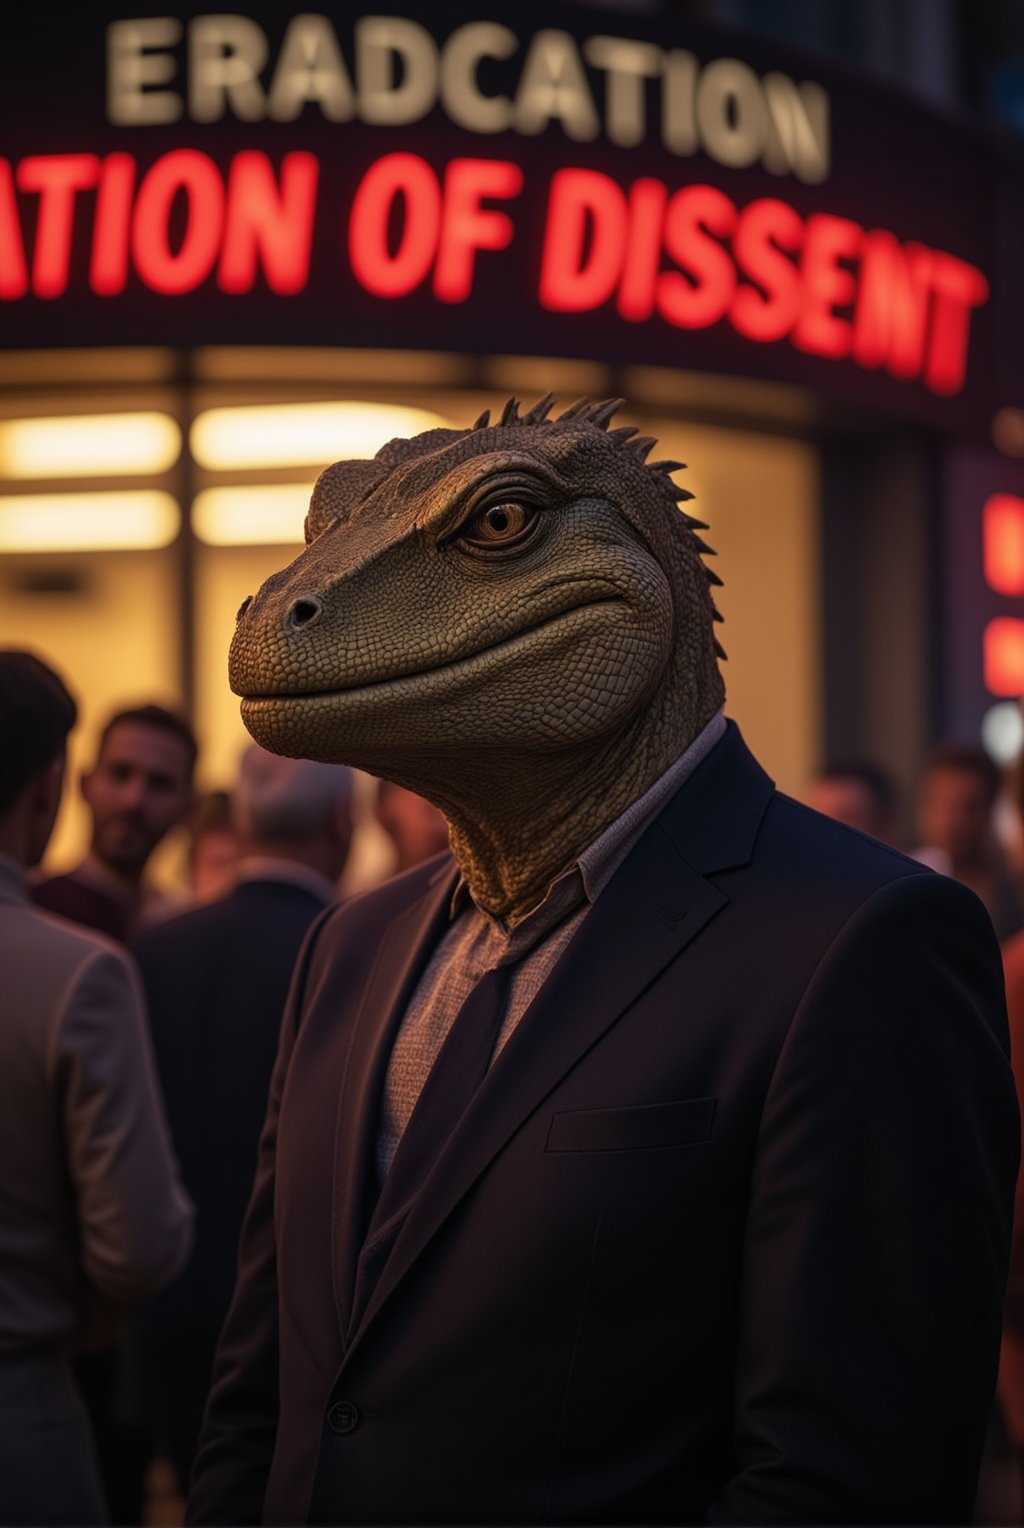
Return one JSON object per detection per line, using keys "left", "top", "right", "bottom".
{"left": 545, "top": 1097, "right": 716, "bottom": 1154}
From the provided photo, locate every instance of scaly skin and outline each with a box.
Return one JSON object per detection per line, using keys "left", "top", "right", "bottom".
{"left": 230, "top": 397, "right": 725, "bottom": 925}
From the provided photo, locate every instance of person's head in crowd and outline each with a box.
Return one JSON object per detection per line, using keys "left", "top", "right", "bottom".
{"left": 0, "top": 650, "right": 77, "bottom": 868}
{"left": 81, "top": 703, "right": 197, "bottom": 884}
{"left": 189, "top": 789, "right": 242, "bottom": 903}
{"left": 808, "top": 761, "right": 899, "bottom": 843}
{"left": 917, "top": 744, "right": 1002, "bottom": 871}
{"left": 234, "top": 745, "right": 353, "bottom": 885}
{"left": 375, "top": 780, "right": 450, "bottom": 873}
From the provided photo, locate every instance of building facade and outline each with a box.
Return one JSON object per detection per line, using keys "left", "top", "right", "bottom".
{"left": 2, "top": 1, "right": 1022, "bottom": 861}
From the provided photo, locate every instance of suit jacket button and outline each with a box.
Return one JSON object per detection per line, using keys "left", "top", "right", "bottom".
{"left": 328, "top": 1400, "right": 359, "bottom": 1434}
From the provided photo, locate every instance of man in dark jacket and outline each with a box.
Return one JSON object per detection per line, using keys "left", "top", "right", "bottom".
{"left": 128, "top": 746, "right": 352, "bottom": 1493}
{"left": 189, "top": 398, "right": 1018, "bottom": 1524}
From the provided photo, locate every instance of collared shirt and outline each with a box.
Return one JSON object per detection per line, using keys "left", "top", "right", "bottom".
{"left": 376, "top": 709, "right": 727, "bottom": 1179}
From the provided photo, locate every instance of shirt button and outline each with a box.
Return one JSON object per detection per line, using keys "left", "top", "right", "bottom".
{"left": 327, "top": 1400, "right": 360, "bottom": 1434}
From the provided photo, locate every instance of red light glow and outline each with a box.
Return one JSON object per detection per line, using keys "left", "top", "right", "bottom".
{"left": 985, "top": 618, "right": 1024, "bottom": 696}
{"left": 984, "top": 495, "right": 1024, "bottom": 596}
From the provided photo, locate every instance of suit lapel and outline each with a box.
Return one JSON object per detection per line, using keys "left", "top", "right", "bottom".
{"left": 340, "top": 722, "right": 775, "bottom": 1362}
{"left": 330, "top": 862, "right": 458, "bottom": 1342}
{"left": 344, "top": 827, "right": 727, "bottom": 1359}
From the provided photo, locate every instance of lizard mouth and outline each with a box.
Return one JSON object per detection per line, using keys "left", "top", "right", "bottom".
{"left": 240, "top": 598, "right": 628, "bottom": 705}
{"left": 238, "top": 597, "right": 630, "bottom": 708}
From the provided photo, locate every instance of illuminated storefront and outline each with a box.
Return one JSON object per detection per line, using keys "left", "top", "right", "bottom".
{"left": 2, "top": 4, "right": 1021, "bottom": 862}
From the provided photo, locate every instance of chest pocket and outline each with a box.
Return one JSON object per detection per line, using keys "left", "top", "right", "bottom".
{"left": 545, "top": 1096, "right": 716, "bottom": 1153}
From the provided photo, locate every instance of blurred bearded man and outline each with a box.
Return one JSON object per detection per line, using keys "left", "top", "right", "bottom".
{"left": 34, "top": 703, "right": 196, "bottom": 943}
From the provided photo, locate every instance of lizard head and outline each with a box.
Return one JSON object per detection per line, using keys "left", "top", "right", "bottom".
{"left": 230, "top": 395, "right": 724, "bottom": 780}
{"left": 230, "top": 395, "right": 725, "bottom": 916}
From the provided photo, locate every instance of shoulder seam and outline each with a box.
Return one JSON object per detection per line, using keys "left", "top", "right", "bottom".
{"left": 772, "top": 791, "right": 930, "bottom": 875}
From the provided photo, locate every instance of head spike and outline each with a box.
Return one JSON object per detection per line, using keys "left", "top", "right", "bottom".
{"left": 558, "top": 397, "right": 592, "bottom": 421}
{"left": 706, "top": 569, "right": 725, "bottom": 587}
{"left": 650, "top": 459, "right": 686, "bottom": 474}
{"left": 523, "top": 392, "right": 556, "bottom": 425}
{"left": 585, "top": 398, "right": 625, "bottom": 430}
{"left": 630, "top": 435, "right": 657, "bottom": 460}
{"left": 608, "top": 424, "right": 639, "bottom": 444}
{"left": 472, "top": 408, "right": 491, "bottom": 429}
{"left": 499, "top": 396, "right": 521, "bottom": 426}
{"left": 714, "top": 638, "right": 727, "bottom": 660}
{"left": 669, "top": 485, "right": 697, "bottom": 503}
{"left": 691, "top": 537, "right": 717, "bottom": 556}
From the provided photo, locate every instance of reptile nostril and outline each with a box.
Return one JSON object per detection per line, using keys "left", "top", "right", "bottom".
{"left": 287, "top": 596, "right": 323, "bottom": 630}
{"left": 236, "top": 595, "right": 253, "bottom": 623}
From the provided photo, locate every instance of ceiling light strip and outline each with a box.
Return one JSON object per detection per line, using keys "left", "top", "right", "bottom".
{"left": 0, "top": 491, "right": 181, "bottom": 551}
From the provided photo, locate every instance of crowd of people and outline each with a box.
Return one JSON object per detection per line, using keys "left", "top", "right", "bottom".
{"left": 809, "top": 747, "right": 1024, "bottom": 1515}
{"left": 4, "top": 645, "right": 1024, "bottom": 1522}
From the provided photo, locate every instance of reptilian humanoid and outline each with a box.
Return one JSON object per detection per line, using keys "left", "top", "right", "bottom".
{"left": 230, "top": 395, "right": 724, "bottom": 922}
{"left": 191, "top": 397, "right": 1017, "bottom": 1527}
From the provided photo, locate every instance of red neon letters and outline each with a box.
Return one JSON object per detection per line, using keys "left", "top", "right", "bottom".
{"left": 220, "top": 152, "right": 319, "bottom": 296}
{"left": 348, "top": 153, "right": 523, "bottom": 303}
{"left": 0, "top": 159, "right": 29, "bottom": 299}
{"left": 539, "top": 166, "right": 988, "bottom": 396}
{"left": 2, "top": 149, "right": 318, "bottom": 298}
{"left": 0, "top": 148, "right": 989, "bottom": 396}
{"left": 16, "top": 155, "right": 102, "bottom": 298}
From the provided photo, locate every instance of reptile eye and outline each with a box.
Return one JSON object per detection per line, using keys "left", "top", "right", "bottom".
{"left": 461, "top": 501, "right": 539, "bottom": 550}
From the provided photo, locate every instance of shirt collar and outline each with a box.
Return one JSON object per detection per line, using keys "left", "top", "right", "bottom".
{"left": 577, "top": 708, "right": 727, "bottom": 901}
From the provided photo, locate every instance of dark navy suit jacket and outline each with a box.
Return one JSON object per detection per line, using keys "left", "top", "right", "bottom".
{"left": 188, "top": 724, "right": 1019, "bottom": 1525}
{"left": 127, "top": 876, "right": 331, "bottom": 1424}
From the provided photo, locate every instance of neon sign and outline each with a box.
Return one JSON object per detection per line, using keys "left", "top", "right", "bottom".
{"left": 0, "top": 151, "right": 319, "bottom": 299}
{"left": 0, "top": 148, "right": 988, "bottom": 399}
{"left": 105, "top": 16, "right": 830, "bottom": 186}
{"left": 536, "top": 169, "right": 986, "bottom": 395}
